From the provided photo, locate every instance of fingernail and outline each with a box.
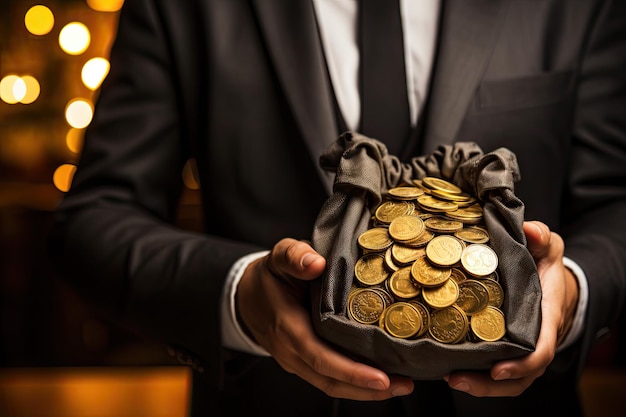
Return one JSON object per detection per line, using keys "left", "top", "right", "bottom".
{"left": 392, "top": 387, "right": 411, "bottom": 397}
{"left": 367, "top": 380, "right": 386, "bottom": 390}
{"left": 451, "top": 381, "right": 470, "bottom": 393}
{"left": 301, "top": 253, "right": 317, "bottom": 268}
{"left": 530, "top": 222, "right": 543, "bottom": 238}
{"left": 494, "top": 370, "right": 511, "bottom": 381}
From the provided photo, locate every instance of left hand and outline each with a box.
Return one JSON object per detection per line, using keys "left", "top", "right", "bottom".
{"left": 444, "top": 220, "right": 580, "bottom": 397}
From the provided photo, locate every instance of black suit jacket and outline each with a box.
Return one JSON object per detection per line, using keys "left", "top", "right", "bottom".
{"left": 49, "top": 0, "right": 626, "bottom": 416}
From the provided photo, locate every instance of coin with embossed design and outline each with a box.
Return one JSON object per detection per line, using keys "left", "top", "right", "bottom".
{"left": 461, "top": 243, "right": 498, "bottom": 277}
{"left": 354, "top": 253, "right": 389, "bottom": 286}
{"left": 358, "top": 227, "right": 393, "bottom": 251}
{"left": 456, "top": 279, "right": 490, "bottom": 315}
{"left": 428, "top": 305, "right": 468, "bottom": 344}
{"left": 422, "top": 278, "right": 459, "bottom": 309}
{"left": 426, "top": 235, "right": 464, "bottom": 267}
{"left": 410, "top": 256, "right": 451, "bottom": 287}
{"left": 388, "top": 266, "right": 421, "bottom": 300}
{"left": 383, "top": 302, "right": 422, "bottom": 339}
{"left": 470, "top": 306, "right": 506, "bottom": 342}
{"left": 348, "top": 288, "right": 386, "bottom": 324}
{"left": 388, "top": 215, "right": 425, "bottom": 242}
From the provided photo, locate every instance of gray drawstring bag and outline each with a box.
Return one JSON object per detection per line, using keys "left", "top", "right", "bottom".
{"left": 310, "top": 131, "right": 541, "bottom": 379}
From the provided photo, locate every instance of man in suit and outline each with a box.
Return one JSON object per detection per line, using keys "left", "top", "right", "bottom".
{"left": 49, "top": 0, "right": 626, "bottom": 416}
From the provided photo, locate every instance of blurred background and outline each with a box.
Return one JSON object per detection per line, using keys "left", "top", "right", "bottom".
{"left": 0, "top": 1, "right": 624, "bottom": 416}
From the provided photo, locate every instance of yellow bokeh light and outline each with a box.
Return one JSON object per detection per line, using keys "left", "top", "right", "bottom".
{"left": 53, "top": 164, "right": 77, "bottom": 192}
{"left": 19, "top": 75, "right": 41, "bottom": 104}
{"left": 59, "top": 22, "right": 91, "bottom": 55}
{"left": 0, "top": 75, "right": 21, "bottom": 104}
{"left": 65, "top": 99, "right": 94, "bottom": 129}
{"left": 86, "top": 0, "right": 125, "bottom": 12}
{"left": 66, "top": 128, "right": 84, "bottom": 154}
{"left": 81, "top": 57, "right": 110, "bottom": 90}
{"left": 12, "top": 77, "right": 27, "bottom": 102}
{"left": 25, "top": 5, "right": 55, "bottom": 36}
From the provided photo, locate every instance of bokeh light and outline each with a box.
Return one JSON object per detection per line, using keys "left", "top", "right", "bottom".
{"left": 65, "top": 99, "right": 94, "bottom": 129}
{"left": 81, "top": 57, "right": 110, "bottom": 90}
{"left": 0, "top": 75, "right": 40, "bottom": 104}
{"left": 53, "top": 164, "right": 77, "bottom": 192}
{"left": 24, "top": 5, "right": 55, "bottom": 36}
{"left": 1, "top": 75, "right": 21, "bottom": 104}
{"left": 66, "top": 128, "right": 84, "bottom": 154}
{"left": 18, "top": 75, "right": 41, "bottom": 104}
{"left": 59, "top": 22, "right": 91, "bottom": 55}
{"left": 86, "top": 0, "right": 125, "bottom": 12}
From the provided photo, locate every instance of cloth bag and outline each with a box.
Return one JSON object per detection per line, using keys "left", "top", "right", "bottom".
{"left": 310, "top": 131, "right": 542, "bottom": 379}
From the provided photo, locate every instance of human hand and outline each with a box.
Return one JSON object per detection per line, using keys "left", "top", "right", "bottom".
{"left": 444, "top": 220, "right": 579, "bottom": 396}
{"left": 236, "top": 238, "right": 414, "bottom": 400}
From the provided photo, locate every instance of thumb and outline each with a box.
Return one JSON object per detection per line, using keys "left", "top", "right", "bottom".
{"left": 523, "top": 220, "right": 551, "bottom": 259}
{"left": 268, "top": 238, "right": 326, "bottom": 281}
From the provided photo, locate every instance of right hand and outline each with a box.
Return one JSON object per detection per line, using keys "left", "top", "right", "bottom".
{"left": 236, "top": 238, "right": 414, "bottom": 400}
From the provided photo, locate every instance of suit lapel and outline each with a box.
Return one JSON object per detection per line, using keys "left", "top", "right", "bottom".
{"left": 250, "top": 0, "right": 337, "bottom": 194}
{"left": 422, "top": 0, "right": 509, "bottom": 152}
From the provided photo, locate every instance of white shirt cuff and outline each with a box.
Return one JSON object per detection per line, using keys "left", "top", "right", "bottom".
{"left": 220, "top": 250, "right": 271, "bottom": 357}
{"left": 557, "top": 257, "right": 589, "bottom": 351}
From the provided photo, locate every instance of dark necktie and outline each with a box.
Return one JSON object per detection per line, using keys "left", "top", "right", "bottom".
{"left": 359, "top": 0, "right": 410, "bottom": 152}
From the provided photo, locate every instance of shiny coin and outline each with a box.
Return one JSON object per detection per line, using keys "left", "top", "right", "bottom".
{"left": 410, "top": 256, "right": 451, "bottom": 287}
{"left": 456, "top": 279, "right": 490, "bottom": 315}
{"left": 375, "top": 200, "right": 415, "bottom": 224}
{"left": 428, "top": 304, "right": 469, "bottom": 344}
{"left": 425, "top": 235, "right": 464, "bottom": 267}
{"left": 383, "top": 302, "right": 422, "bottom": 339}
{"left": 480, "top": 277, "right": 504, "bottom": 308}
{"left": 417, "top": 195, "right": 458, "bottom": 213}
{"left": 387, "top": 186, "right": 425, "bottom": 200}
{"left": 450, "top": 267, "right": 468, "bottom": 284}
{"left": 384, "top": 247, "right": 400, "bottom": 272}
{"left": 358, "top": 227, "right": 393, "bottom": 252}
{"left": 391, "top": 243, "right": 425, "bottom": 265}
{"left": 422, "top": 177, "right": 463, "bottom": 195}
{"left": 470, "top": 306, "right": 506, "bottom": 342}
{"left": 348, "top": 288, "right": 386, "bottom": 324}
{"left": 388, "top": 215, "right": 425, "bottom": 242}
{"left": 424, "top": 216, "right": 464, "bottom": 234}
{"left": 461, "top": 243, "right": 498, "bottom": 277}
{"left": 408, "top": 301, "right": 430, "bottom": 338}
{"left": 454, "top": 226, "right": 490, "bottom": 244}
{"left": 402, "top": 229, "right": 434, "bottom": 247}
{"left": 430, "top": 189, "right": 472, "bottom": 202}
{"left": 388, "top": 266, "right": 421, "bottom": 300}
{"left": 354, "top": 253, "right": 389, "bottom": 286}
{"left": 422, "top": 278, "right": 459, "bottom": 309}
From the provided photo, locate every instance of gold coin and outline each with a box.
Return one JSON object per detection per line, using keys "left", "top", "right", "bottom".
{"left": 460, "top": 243, "right": 498, "bottom": 277}
{"left": 388, "top": 215, "right": 425, "bottom": 242}
{"left": 425, "top": 235, "right": 464, "bottom": 267}
{"left": 358, "top": 227, "right": 393, "bottom": 251}
{"left": 417, "top": 195, "right": 458, "bottom": 213}
{"left": 410, "top": 256, "right": 451, "bottom": 287}
{"left": 384, "top": 247, "right": 400, "bottom": 272}
{"left": 387, "top": 186, "right": 425, "bottom": 200}
{"left": 383, "top": 302, "right": 422, "bottom": 339}
{"left": 422, "top": 278, "right": 459, "bottom": 309}
{"left": 408, "top": 301, "right": 430, "bottom": 338}
{"left": 424, "top": 216, "right": 464, "bottom": 234}
{"left": 375, "top": 200, "right": 415, "bottom": 224}
{"left": 428, "top": 305, "right": 469, "bottom": 344}
{"left": 456, "top": 279, "right": 490, "bottom": 315}
{"left": 450, "top": 267, "right": 468, "bottom": 284}
{"left": 391, "top": 243, "right": 425, "bottom": 265}
{"left": 402, "top": 229, "right": 434, "bottom": 247}
{"left": 454, "top": 226, "right": 490, "bottom": 244}
{"left": 470, "top": 306, "right": 506, "bottom": 342}
{"left": 388, "top": 266, "right": 421, "bottom": 299}
{"left": 429, "top": 188, "right": 472, "bottom": 202}
{"left": 354, "top": 253, "right": 389, "bottom": 286}
{"left": 480, "top": 278, "right": 504, "bottom": 308}
{"left": 422, "top": 177, "right": 463, "bottom": 195}
{"left": 348, "top": 288, "right": 386, "bottom": 324}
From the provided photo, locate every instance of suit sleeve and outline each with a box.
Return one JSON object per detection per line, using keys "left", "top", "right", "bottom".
{"left": 47, "top": 0, "right": 260, "bottom": 385}
{"left": 562, "top": 0, "right": 626, "bottom": 369}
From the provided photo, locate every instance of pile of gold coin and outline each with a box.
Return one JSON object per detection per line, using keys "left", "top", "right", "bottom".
{"left": 348, "top": 176, "right": 506, "bottom": 344}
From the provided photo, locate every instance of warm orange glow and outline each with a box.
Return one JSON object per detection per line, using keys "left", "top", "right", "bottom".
{"left": 53, "top": 164, "right": 77, "bottom": 192}
{"left": 182, "top": 159, "right": 200, "bottom": 189}
{"left": 66, "top": 128, "right": 84, "bottom": 154}
{"left": 81, "top": 57, "right": 110, "bottom": 90}
{"left": 25, "top": 5, "right": 55, "bottom": 36}
{"left": 65, "top": 99, "right": 93, "bottom": 128}
{"left": 0, "top": 75, "right": 21, "bottom": 104}
{"left": 86, "top": 0, "right": 125, "bottom": 12}
{"left": 18, "top": 75, "right": 41, "bottom": 104}
{"left": 59, "top": 22, "right": 91, "bottom": 55}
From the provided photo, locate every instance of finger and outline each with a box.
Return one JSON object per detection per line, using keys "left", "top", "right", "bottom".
{"left": 267, "top": 238, "right": 326, "bottom": 281}
{"left": 445, "top": 371, "right": 534, "bottom": 397}
{"left": 523, "top": 220, "right": 551, "bottom": 257}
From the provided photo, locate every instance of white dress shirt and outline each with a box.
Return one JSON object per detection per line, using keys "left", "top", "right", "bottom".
{"left": 220, "top": 0, "right": 588, "bottom": 357}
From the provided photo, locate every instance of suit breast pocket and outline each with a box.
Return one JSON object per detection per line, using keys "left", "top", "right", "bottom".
{"left": 478, "top": 70, "right": 574, "bottom": 111}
